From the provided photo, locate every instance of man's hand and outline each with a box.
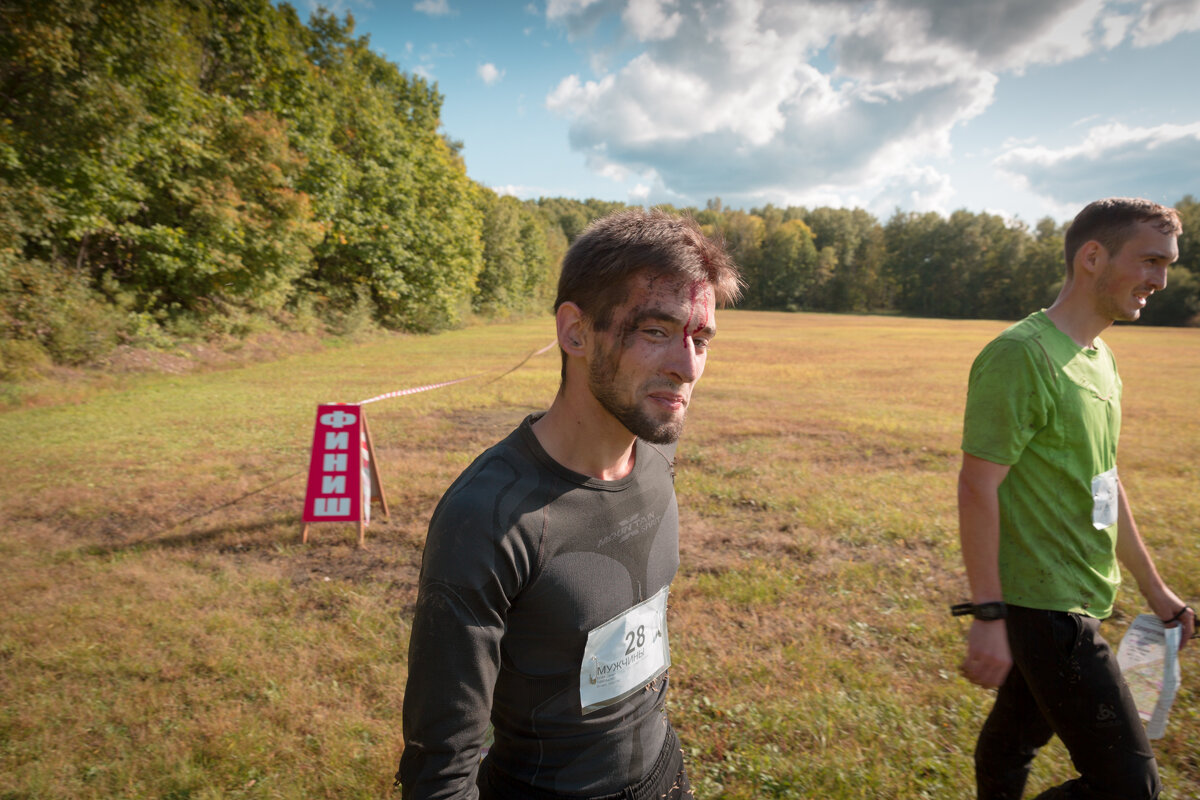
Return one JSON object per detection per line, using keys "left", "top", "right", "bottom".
{"left": 1147, "top": 587, "right": 1196, "bottom": 651}
{"left": 1172, "top": 606, "right": 1196, "bottom": 650}
{"left": 961, "top": 619, "right": 1012, "bottom": 688}
{"left": 1114, "top": 482, "right": 1195, "bottom": 650}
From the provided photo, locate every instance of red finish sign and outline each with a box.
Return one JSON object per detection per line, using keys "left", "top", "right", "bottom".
{"left": 302, "top": 404, "right": 363, "bottom": 523}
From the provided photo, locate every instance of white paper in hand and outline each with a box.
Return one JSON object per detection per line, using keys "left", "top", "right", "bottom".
{"left": 1116, "top": 614, "right": 1182, "bottom": 740}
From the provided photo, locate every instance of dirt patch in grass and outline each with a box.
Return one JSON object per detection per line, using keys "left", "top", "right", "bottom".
{"left": 276, "top": 534, "right": 423, "bottom": 603}
{"left": 103, "top": 331, "right": 327, "bottom": 374}
{"left": 102, "top": 346, "right": 198, "bottom": 375}
{"left": 678, "top": 510, "right": 821, "bottom": 573}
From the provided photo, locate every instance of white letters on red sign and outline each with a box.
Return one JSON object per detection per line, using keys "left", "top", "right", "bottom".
{"left": 303, "top": 404, "right": 363, "bottom": 523}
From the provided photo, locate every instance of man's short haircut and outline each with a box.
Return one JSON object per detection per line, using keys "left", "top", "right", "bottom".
{"left": 1063, "top": 197, "right": 1182, "bottom": 277}
{"left": 555, "top": 208, "right": 743, "bottom": 329}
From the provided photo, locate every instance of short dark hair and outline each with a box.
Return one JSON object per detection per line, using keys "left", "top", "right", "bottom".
{"left": 1063, "top": 198, "right": 1182, "bottom": 277}
{"left": 555, "top": 208, "right": 742, "bottom": 328}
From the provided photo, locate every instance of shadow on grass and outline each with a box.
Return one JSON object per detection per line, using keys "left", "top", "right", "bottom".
{"left": 68, "top": 511, "right": 423, "bottom": 592}
{"left": 65, "top": 465, "right": 310, "bottom": 560}
{"left": 75, "top": 515, "right": 295, "bottom": 557}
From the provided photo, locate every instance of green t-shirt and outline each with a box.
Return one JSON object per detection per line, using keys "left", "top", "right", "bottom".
{"left": 962, "top": 311, "right": 1122, "bottom": 618}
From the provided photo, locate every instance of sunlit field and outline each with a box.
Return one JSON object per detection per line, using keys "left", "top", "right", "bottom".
{"left": 2, "top": 310, "right": 1197, "bottom": 799}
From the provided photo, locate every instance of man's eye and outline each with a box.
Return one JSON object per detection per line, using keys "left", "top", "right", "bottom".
{"left": 692, "top": 337, "right": 710, "bottom": 351}
{"left": 644, "top": 327, "right": 668, "bottom": 338}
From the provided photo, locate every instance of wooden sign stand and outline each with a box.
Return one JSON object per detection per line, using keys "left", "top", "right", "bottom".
{"left": 301, "top": 404, "right": 389, "bottom": 548}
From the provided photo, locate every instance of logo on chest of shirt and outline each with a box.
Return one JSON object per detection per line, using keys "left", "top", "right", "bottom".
{"left": 597, "top": 510, "right": 662, "bottom": 548}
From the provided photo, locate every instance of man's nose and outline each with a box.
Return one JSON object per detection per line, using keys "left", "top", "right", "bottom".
{"left": 1150, "top": 264, "right": 1168, "bottom": 292}
{"left": 667, "top": 337, "right": 702, "bottom": 383}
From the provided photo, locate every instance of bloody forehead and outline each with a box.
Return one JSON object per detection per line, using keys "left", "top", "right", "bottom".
{"left": 618, "top": 277, "right": 714, "bottom": 337}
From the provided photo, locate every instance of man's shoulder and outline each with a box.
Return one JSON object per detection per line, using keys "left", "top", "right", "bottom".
{"left": 989, "top": 312, "right": 1052, "bottom": 349}
{"left": 438, "top": 424, "right": 537, "bottom": 511}
{"left": 972, "top": 313, "right": 1065, "bottom": 376}
{"left": 974, "top": 323, "right": 1040, "bottom": 371}
{"left": 421, "top": 423, "right": 547, "bottom": 577}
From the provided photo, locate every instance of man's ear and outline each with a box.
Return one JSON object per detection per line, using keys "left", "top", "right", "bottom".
{"left": 1076, "top": 240, "right": 1106, "bottom": 277}
{"left": 556, "top": 302, "right": 588, "bottom": 357}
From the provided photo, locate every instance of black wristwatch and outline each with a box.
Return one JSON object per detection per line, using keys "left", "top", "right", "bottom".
{"left": 950, "top": 601, "right": 1008, "bottom": 621}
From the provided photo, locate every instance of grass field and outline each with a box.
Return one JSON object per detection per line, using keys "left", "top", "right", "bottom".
{"left": 2, "top": 310, "right": 1197, "bottom": 799}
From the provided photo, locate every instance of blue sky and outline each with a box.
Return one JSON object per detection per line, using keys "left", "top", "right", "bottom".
{"left": 302, "top": 0, "right": 1200, "bottom": 225}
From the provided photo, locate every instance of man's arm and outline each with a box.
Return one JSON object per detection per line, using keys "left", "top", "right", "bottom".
{"left": 399, "top": 476, "right": 524, "bottom": 800}
{"left": 1114, "top": 480, "right": 1195, "bottom": 649}
{"left": 958, "top": 452, "right": 1014, "bottom": 688}
{"left": 398, "top": 578, "right": 505, "bottom": 800}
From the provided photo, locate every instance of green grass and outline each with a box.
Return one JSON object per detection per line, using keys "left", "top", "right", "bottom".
{"left": 1, "top": 311, "right": 1197, "bottom": 798}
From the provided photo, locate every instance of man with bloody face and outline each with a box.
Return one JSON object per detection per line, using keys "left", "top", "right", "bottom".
{"left": 397, "top": 209, "right": 741, "bottom": 800}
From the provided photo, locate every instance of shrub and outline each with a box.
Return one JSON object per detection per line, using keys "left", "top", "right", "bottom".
{"left": 0, "top": 258, "right": 126, "bottom": 365}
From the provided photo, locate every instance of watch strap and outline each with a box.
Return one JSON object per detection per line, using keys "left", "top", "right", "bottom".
{"left": 950, "top": 601, "right": 1007, "bottom": 620}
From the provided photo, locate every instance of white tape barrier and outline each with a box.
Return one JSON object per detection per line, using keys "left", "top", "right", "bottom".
{"left": 355, "top": 340, "right": 557, "bottom": 406}
{"left": 357, "top": 375, "right": 481, "bottom": 405}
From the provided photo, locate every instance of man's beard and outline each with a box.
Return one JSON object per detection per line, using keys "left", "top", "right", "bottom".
{"left": 588, "top": 346, "right": 685, "bottom": 445}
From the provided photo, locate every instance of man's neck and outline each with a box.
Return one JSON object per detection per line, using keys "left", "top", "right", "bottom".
{"left": 1044, "top": 289, "right": 1111, "bottom": 349}
{"left": 532, "top": 391, "right": 637, "bottom": 481}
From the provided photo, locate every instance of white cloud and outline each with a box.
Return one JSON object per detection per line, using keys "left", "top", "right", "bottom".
{"left": 414, "top": 0, "right": 452, "bottom": 16}
{"left": 866, "top": 166, "right": 957, "bottom": 217}
{"left": 997, "top": 0, "right": 1106, "bottom": 70}
{"left": 994, "top": 122, "right": 1200, "bottom": 206}
{"left": 1130, "top": 0, "right": 1200, "bottom": 46}
{"left": 478, "top": 62, "right": 505, "bottom": 85}
{"left": 540, "top": 0, "right": 1200, "bottom": 212}
{"left": 547, "top": 1, "right": 1001, "bottom": 202}
{"left": 1100, "top": 12, "right": 1133, "bottom": 48}
{"left": 546, "top": 73, "right": 616, "bottom": 116}
{"left": 623, "top": 0, "right": 683, "bottom": 41}
{"left": 546, "top": 0, "right": 610, "bottom": 24}
{"left": 491, "top": 184, "right": 529, "bottom": 197}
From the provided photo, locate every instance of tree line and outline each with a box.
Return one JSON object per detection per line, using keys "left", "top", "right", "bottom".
{"left": 2, "top": 1, "right": 1197, "bottom": 377}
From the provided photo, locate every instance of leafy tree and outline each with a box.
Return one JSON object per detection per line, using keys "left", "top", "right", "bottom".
{"left": 804, "top": 207, "right": 887, "bottom": 312}
{"left": 751, "top": 218, "right": 818, "bottom": 310}
{"left": 518, "top": 201, "right": 560, "bottom": 310}
{"left": 883, "top": 210, "right": 943, "bottom": 317}
{"left": 1173, "top": 195, "right": 1198, "bottom": 276}
{"left": 475, "top": 189, "right": 529, "bottom": 314}
{"left": 283, "top": 9, "right": 483, "bottom": 331}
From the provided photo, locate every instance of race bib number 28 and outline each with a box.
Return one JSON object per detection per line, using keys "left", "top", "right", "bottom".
{"left": 579, "top": 586, "right": 671, "bottom": 715}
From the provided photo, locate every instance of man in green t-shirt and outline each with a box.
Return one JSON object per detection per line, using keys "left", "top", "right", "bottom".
{"left": 957, "top": 197, "right": 1194, "bottom": 799}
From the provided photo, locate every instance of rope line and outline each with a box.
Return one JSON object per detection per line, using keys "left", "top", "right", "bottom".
{"left": 356, "top": 374, "right": 482, "bottom": 405}
{"left": 481, "top": 340, "right": 558, "bottom": 386}
{"left": 355, "top": 339, "right": 557, "bottom": 404}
